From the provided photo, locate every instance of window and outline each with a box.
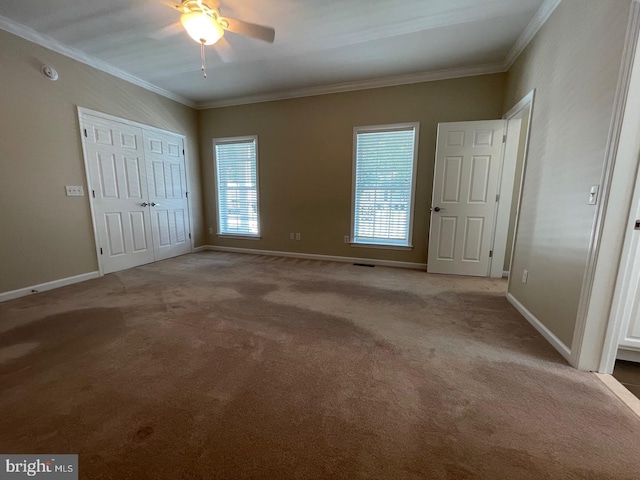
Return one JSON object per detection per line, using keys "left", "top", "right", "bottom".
{"left": 351, "top": 123, "right": 419, "bottom": 248}
{"left": 213, "top": 136, "right": 260, "bottom": 237}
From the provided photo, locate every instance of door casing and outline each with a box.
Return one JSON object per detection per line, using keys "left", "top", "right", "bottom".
{"left": 78, "top": 107, "right": 194, "bottom": 276}
{"left": 496, "top": 90, "right": 536, "bottom": 279}
{"left": 427, "top": 91, "right": 535, "bottom": 279}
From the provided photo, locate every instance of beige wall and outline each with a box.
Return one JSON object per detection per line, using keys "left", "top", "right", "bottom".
{"left": 0, "top": 30, "right": 201, "bottom": 293}
{"left": 199, "top": 74, "right": 506, "bottom": 264}
{"left": 504, "top": 0, "right": 631, "bottom": 346}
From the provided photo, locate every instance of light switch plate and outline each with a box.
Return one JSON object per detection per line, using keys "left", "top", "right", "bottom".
{"left": 65, "top": 185, "right": 84, "bottom": 196}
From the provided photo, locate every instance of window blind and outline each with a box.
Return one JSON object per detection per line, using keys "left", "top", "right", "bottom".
{"left": 214, "top": 138, "right": 259, "bottom": 236}
{"left": 353, "top": 127, "right": 417, "bottom": 247}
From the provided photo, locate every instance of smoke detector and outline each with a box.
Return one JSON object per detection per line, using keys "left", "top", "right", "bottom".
{"left": 41, "top": 65, "right": 59, "bottom": 81}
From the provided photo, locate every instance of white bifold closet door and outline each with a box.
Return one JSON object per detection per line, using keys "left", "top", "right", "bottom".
{"left": 82, "top": 113, "right": 191, "bottom": 274}
{"left": 143, "top": 129, "right": 191, "bottom": 262}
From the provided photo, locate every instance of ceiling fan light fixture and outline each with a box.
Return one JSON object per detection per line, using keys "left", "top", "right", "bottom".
{"left": 180, "top": 10, "right": 223, "bottom": 45}
{"left": 173, "top": 0, "right": 275, "bottom": 78}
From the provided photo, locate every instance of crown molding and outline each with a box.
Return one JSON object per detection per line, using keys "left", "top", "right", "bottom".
{"left": 1, "top": 0, "right": 561, "bottom": 112}
{"left": 0, "top": 14, "right": 197, "bottom": 109}
{"left": 503, "top": 0, "right": 562, "bottom": 69}
{"left": 196, "top": 62, "right": 506, "bottom": 109}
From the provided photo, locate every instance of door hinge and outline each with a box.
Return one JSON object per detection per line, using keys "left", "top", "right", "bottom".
{"left": 189, "top": 233, "right": 192, "bottom": 239}
{"left": 502, "top": 135, "right": 506, "bottom": 143}
{"left": 100, "top": 247, "right": 103, "bottom": 255}
{"left": 182, "top": 149, "right": 185, "bottom": 156}
{"left": 496, "top": 194, "right": 500, "bottom": 202}
{"left": 186, "top": 192, "right": 189, "bottom": 199}
{"left": 489, "top": 250, "right": 493, "bottom": 258}
{"left": 84, "top": 128, "right": 88, "bottom": 138}
{"left": 92, "top": 190, "right": 96, "bottom": 198}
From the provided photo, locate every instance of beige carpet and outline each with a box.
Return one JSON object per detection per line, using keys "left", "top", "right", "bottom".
{"left": 0, "top": 252, "right": 638, "bottom": 479}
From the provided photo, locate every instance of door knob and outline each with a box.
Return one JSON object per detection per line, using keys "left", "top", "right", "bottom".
{"left": 140, "top": 202, "right": 149, "bottom": 207}
{"left": 433, "top": 207, "right": 441, "bottom": 212}
{"left": 150, "top": 202, "right": 160, "bottom": 207}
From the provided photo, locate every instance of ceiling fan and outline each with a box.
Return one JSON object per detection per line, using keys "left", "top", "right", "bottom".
{"left": 171, "top": 0, "right": 275, "bottom": 77}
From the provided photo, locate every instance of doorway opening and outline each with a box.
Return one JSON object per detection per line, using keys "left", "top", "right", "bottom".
{"left": 427, "top": 90, "right": 535, "bottom": 279}
{"left": 498, "top": 90, "right": 535, "bottom": 280}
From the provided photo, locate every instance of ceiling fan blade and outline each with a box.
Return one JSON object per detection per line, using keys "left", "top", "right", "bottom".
{"left": 214, "top": 36, "right": 235, "bottom": 63}
{"left": 149, "top": 22, "right": 184, "bottom": 40}
{"left": 159, "top": 0, "right": 183, "bottom": 10}
{"left": 219, "top": 16, "right": 275, "bottom": 43}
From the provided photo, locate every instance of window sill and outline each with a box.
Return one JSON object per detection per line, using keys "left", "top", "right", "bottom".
{"left": 217, "top": 234, "right": 261, "bottom": 240}
{"left": 350, "top": 242, "right": 413, "bottom": 251}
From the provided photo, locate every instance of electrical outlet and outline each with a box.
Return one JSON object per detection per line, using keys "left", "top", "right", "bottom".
{"left": 208, "top": 227, "right": 214, "bottom": 235}
{"left": 344, "top": 235, "right": 350, "bottom": 243}
{"left": 522, "top": 270, "right": 528, "bottom": 284}
{"left": 289, "top": 233, "right": 295, "bottom": 240}
{"left": 65, "top": 185, "right": 84, "bottom": 196}
{"left": 295, "top": 233, "right": 301, "bottom": 241}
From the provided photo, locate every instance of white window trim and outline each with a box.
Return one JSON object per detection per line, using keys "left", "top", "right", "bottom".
{"left": 350, "top": 122, "right": 420, "bottom": 249}
{"left": 349, "top": 243, "right": 413, "bottom": 251}
{"left": 217, "top": 234, "right": 261, "bottom": 240}
{"left": 212, "top": 135, "right": 261, "bottom": 238}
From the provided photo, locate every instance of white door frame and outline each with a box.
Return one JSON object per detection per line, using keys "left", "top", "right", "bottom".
{"left": 490, "top": 90, "right": 536, "bottom": 278}
{"left": 600, "top": 164, "right": 640, "bottom": 371}
{"left": 77, "top": 107, "right": 194, "bottom": 276}
{"left": 598, "top": 4, "right": 640, "bottom": 372}
{"left": 572, "top": 2, "right": 640, "bottom": 372}
{"left": 427, "top": 103, "right": 534, "bottom": 279}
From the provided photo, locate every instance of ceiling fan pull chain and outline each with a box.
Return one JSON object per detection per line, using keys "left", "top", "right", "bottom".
{"left": 200, "top": 40, "right": 207, "bottom": 78}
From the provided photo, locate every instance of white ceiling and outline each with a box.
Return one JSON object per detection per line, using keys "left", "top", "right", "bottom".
{"left": 0, "top": 0, "right": 552, "bottom": 108}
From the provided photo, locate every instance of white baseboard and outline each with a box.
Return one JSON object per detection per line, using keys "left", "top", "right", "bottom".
{"left": 502, "top": 270, "right": 509, "bottom": 278}
{"left": 192, "top": 245, "right": 209, "bottom": 253}
{"left": 0, "top": 271, "right": 100, "bottom": 303}
{"left": 506, "top": 292, "right": 573, "bottom": 364}
{"left": 617, "top": 348, "right": 640, "bottom": 363}
{"left": 198, "top": 245, "right": 427, "bottom": 270}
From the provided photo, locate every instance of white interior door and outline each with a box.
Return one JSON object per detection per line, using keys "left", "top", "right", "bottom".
{"left": 143, "top": 130, "right": 191, "bottom": 261}
{"left": 83, "top": 115, "right": 154, "bottom": 274}
{"left": 615, "top": 184, "right": 640, "bottom": 358}
{"left": 428, "top": 120, "right": 505, "bottom": 276}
